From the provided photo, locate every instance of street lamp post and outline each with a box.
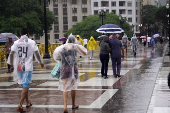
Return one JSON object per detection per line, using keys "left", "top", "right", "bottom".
{"left": 166, "top": 2, "right": 170, "bottom": 55}
{"left": 43, "top": 0, "right": 50, "bottom": 58}
{"left": 99, "top": 7, "right": 106, "bottom": 25}
{"left": 139, "top": 24, "right": 142, "bottom": 36}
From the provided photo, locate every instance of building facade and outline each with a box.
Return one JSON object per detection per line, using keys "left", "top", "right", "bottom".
{"left": 35, "top": 0, "right": 141, "bottom": 43}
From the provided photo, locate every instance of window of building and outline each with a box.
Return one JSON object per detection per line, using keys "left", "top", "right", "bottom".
{"left": 119, "top": 9, "right": 126, "bottom": 14}
{"left": 136, "top": 17, "right": 138, "bottom": 22}
{"left": 63, "top": 25, "right": 68, "bottom": 31}
{"left": 72, "top": 8, "right": 77, "bottom": 13}
{"left": 34, "top": 35, "right": 40, "bottom": 40}
{"left": 63, "top": 17, "right": 68, "bottom": 24}
{"left": 128, "top": 18, "right": 132, "bottom": 22}
{"left": 136, "top": 2, "right": 138, "bottom": 7}
{"left": 106, "top": 9, "right": 109, "bottom": 13}
{"left": 83, "top": 16, "right": 87, "bottom": 20}
{"left": 72, "top": 16, "right": 77, "bottom": 22}
{"left": 55, "top": 34, "right": 59, "bottom": 39}
{"left": 82, "top": 0, "right": 87, "bottom": 4}
{"left": 63, "top": 8, "right": 67, "bottom": 15}
{"left": 101, "top": 1, "right": 109, "bottom": 7}
{"left": 63, "top": 4, "right": 67, "bottom": 7}
{"left": 94, "top": 10, "right": 98, "bottom": 15}
{"left": 54, "top": 8, "right": 58, "bottom": 15}
{"left": 128, "top": 10, "right": 132, "bottom": 14}
{"left": 54, "top": 26, "right": 59, "bottom": 32}
{"left": 136, "top": 25, "right": 138, "bottom": 31}
{"left": 72, "top": 0, "right": 77, "bottom": 4}
{"left": 127, "top": 2, "right": 132, "bottom": 7}
{"left": 119, "top": 1, "right": 125, "bottom": 6}
{"left": 82, "top": 8, "right": 87, "bottom": 13}
{"left": 53, "top": 0, "right": 58, "bottom": 7}
{"left": 136, "top": 10, "right": 138, "bottom": 15}
{"left": 94, "top": 2, "right": 98, "bottom": 7}
{"left": 54, "top": 17, "right": 58, "bottom": 24}
{"left": 112, "top": 10, "right": 116, "bottom": 14}
{"left": 111, "top": 1, "right": 116, "bottom": 6}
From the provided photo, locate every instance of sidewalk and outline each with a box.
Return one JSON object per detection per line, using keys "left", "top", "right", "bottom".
{"left": 147, "top": 43, "right": 170, "bottom": 113}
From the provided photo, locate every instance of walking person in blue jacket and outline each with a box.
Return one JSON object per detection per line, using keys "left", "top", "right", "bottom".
{"left": 150, "top": 36, "right": 155, "bottom": 51}
{"left": 109, "top": 34, "right": 124, "bottom": 78}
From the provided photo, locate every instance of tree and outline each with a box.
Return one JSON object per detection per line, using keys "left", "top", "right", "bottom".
{"left": 0, "top": 0, "right": 55, "bottom": 36}
{"left": 142, "top": 5, "right": 158, "bottom": 25}
{"left": 64, "top": 12, "right": 133, "bottom": 40}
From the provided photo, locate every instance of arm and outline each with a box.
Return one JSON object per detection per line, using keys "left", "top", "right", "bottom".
{"left": 34, "top": 51, "right": 44, "bottom": 68}
{"left": 10, "top": 51, "right": 14, "bottom": 72}
{"left": 75, "top": 45, "right": 87, "bottom": 55}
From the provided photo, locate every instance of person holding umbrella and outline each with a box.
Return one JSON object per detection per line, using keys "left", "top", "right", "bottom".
{"left": 122, "top": 33, "right": 128, "bottom": 56}
{"left": 5, "top": 37, "right": 14, "bottom": 73}
{"left": 87, "top": 36, "right": 96, "bottom": 60}
{"left": 109, "top": 33, "right": 124, "bottom": 78}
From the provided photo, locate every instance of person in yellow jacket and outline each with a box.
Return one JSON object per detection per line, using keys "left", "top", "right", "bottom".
{"left": 87, "top": 36, "right": 96, "bottom": 60}
{"left": 76, "top": 35, "right": 84, "bottom": 46}
{"left": 76, "top": 35, "right": 84, "bottom": 59}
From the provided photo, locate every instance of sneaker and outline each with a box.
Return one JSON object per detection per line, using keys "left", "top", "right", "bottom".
{"left": 116, "top": 74, "right": 121, "bottom": 78}
{"left": 104, "top": 76, "right": 108, "bottom": 79}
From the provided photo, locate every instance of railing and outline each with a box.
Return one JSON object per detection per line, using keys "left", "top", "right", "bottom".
{"left": 0, "top": 42, "right": 100, "bottom": 62}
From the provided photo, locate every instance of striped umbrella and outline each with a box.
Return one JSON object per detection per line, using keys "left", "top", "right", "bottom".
{"left": 0, "top": 33, "right": 19, "bottom": 42}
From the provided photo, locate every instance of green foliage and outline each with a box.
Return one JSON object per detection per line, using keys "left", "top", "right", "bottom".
{"left": 65, "top": 12, "right": 133, "bottom": 40}
{"left": 142, "top": 5, "right": 158, "bottom": 25}
{"left": 0, "top": 0, "right": 55, "bottom": 36}
{"left": 155, "top": 6, "right": 169, "bottom": 25}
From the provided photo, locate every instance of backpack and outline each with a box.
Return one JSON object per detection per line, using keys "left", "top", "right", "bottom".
{"left": 123, "top": 38, "right": 127, "bottom": 44}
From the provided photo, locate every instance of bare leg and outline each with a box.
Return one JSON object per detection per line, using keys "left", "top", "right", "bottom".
{"left": 63, "top": 91, "right": 68, "bottom": 112}
{"left": 26, "top": 90, "right": 30, "bottom": 106}
{"left": 18, "top": 87, "right": 28, "bottom": 109}
{"left": 71, "top": 90, "right": 78, "bottom": 108}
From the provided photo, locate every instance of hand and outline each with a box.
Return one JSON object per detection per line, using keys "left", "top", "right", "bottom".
{"left": 122, "top": 55, "right": 124, "bottom": 59}
{"left": 41, "top": 63, "right": 44, "bottom": 68}
{"left": 10, "top": 65, "right": 14, "bottom": 73}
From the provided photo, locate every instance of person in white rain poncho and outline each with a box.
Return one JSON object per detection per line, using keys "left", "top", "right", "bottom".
{"left": 9, "top": 28, "right": 44, "bottom": 112}
{"left": 53, "top": 34, "right": 87, "bottom": 113}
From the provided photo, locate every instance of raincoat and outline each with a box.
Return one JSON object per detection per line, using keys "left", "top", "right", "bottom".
{"left": 53, "top": 34, "right": 87, "bottom": 92}
{"left": 87, "top": 36, "right": 96, "bottom": 50}
{"left": 76, "top": 35, "right": 84, "bottom": 46}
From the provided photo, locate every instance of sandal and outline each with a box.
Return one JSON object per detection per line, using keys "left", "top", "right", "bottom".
{"left": 72, "top": 105, "right": 79, "bottom": 109}
{"left": 26, "top": 103, "right": 32, "bottom": 108}
{"left": 17, "top": 107, "right": 25, "bottom": 112}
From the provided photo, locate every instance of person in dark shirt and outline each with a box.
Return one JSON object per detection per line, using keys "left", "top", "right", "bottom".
{"left": 99, "top": 35, "right": 111, "bottom": 79}
{"left": 109, "top": 34, "right": 124, "bottom": 78}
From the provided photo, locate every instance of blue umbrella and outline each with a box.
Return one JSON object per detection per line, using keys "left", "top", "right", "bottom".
{"left": 96, "top": 24, "right": 124, "bottom": 34}
{"left": 0, "top": 33, "right": 18, "bottom": 42}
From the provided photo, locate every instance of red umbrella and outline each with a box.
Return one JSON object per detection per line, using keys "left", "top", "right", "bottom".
{"left": 140, "top": 36, "right": 146, "bottom": 38}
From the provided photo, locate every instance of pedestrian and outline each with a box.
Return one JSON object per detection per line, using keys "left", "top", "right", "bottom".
{"left": 122, "top": 33, "right": 128, "bottom": 56}
{"left": 83, "top": 37, "right": 88, "bottom": 48}
{"left": 5, "top": 37, "right": 14, "bottom": 73}
{"left": 150, "top": 36, "right": 155, "bottom": 51}
{"left": 143, "top": 38, "right": 147, "bottom": 47}
{"left": 87, "top": 36, "right": 96, "bottom": 60}
{"left": 76, "top": 35, "right": 84, "bottom": 59}
{"left": 160, "top": 37, "right": 163, "bottom": 47}
{"left": 109, "top": 33, "right": 124, "bottom": 78}
{"left": 9, "top": 28, "right": 44, "bottom": 112}
{"left": 147, "top": 37, "right": 151, "bottom": 47}
{"left": 53, "top": 34, "right": 87, "bottom": 113}
{"left": 131, "top": 34, "right": 138, "bottom": 57}
{"left": 99, "top": 35, "right": 111, "bottom": 79}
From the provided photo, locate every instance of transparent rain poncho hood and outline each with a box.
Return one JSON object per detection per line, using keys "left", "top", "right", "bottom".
{"left": 53, "top": 33, "right": 87, "bottom": 92}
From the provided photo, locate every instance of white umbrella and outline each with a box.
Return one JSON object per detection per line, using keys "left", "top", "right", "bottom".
{"left": 96, "top": 24, "right": 124, "bottom": 34}
{"left": 0, "top": 33, "right": 18, "bottom": 42}
{"left": 153, "top": 34, "right": 159, "bottom": 38}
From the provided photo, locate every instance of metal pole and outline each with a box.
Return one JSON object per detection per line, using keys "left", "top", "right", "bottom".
{"left": 102, "top": 13, "right": 103, "bottom": 25}
{"left": 43, "top": 0, "right": 50, "bottom": 58}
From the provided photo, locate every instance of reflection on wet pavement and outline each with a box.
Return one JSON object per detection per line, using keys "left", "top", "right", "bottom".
{"left": 0, "top": 42, "right": 169, "bottom": 113}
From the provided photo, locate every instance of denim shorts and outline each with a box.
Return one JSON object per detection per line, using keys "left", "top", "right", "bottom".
{"left": 17, "top": 71, "right": 32, "bottom": 88}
